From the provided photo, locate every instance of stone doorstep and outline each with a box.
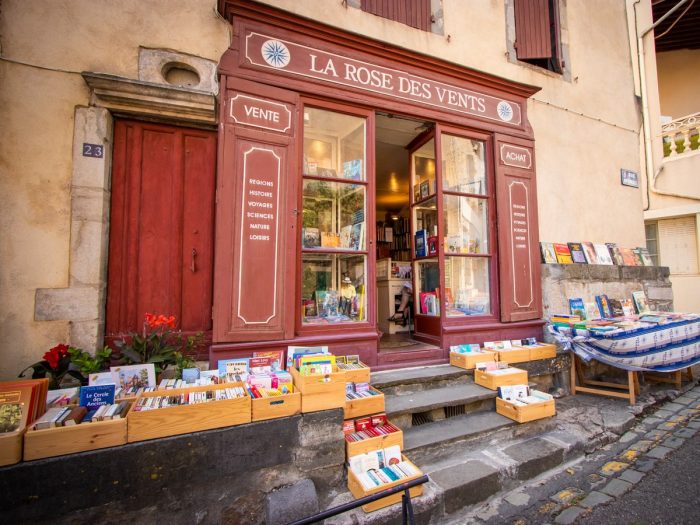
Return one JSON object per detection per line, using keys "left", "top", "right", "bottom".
{"left": 371, "top": 364, "right": 469, "bottom": 391}
{"left": 384, "top": 382, "right": 496, "bottom": 417}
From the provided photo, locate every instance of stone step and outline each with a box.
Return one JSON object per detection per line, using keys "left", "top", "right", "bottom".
{"left": 371, "top": 364, "right": 472, "bottom": 395}
{"left": 384, "top": 381, "right": 496, "bottom": 426}
{"left": 324, "top": 428, "right": 586, "bottom": 525}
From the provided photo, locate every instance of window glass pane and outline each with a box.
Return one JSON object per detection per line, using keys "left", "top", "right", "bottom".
{"left": 303, "top": 107, "right": 365, "bottom": 181}
{"left": 445, "top": 256, "right": 490, "bottom": 316}
{"left": 301, "top": 253, "right": 367, "bottom": 324}
{"left": 412, "top": 196, "right": 438, "bottom": 257}
{"left": 411, "top": 139, "right": 436, "bottom": 201}
{"left": 444, "top": 195, "right": 488, "bottom": 254}
{"left": 414, "top": 258, "right": 440, "bottom": 316}
{"left": 441, "top": 135, "right": 486, "bottom": 195}
{"left": 301, "top": 180, "right": 366, "bottom": 250}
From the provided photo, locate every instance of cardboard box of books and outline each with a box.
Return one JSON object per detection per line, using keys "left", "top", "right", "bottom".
{"left": 495, "top": 385, "right": 555, "bottom": 423}
{"left": 344, "top": 384, "right": 385, "bottom": 419}
{"left": 449, "top": 344, "right": 497, "bottom": 370}
{"left": 344, "top": 413, "right": 403, "bottom": 458}
{"left": 474, "top": 362, "right": 528, "bottom": 391}
{"left": 24, "top": 384, "right": 130, "bottom": 461}
{"left": 347, "top": 446, "right": 423, "bottom": 512}
{"left": 127, "top": 382, "right": 251, "bottom": 443}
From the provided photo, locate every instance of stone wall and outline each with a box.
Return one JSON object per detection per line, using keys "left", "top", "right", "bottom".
{"left": 541, "top": 264, "right": 674, "bottom": 319}
{"left": 0, "top": 410, "right": 345, "bottom": 525}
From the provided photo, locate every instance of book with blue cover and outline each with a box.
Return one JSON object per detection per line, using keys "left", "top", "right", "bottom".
{"left": 414, "top": 230, "right": 428, "bottom": 258}
{"left": 79, "top": 384, "right": 116, "bottom": 410}
{"left": 568, "top": 298, "right": 586, "bottom": 319}
{"left": 595, "top": 294, "right": 613, "bottom": 318}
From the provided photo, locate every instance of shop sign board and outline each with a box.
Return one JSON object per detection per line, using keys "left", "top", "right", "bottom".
{"left": 237, "top": 146, "right": 281, "bottom": 324}
{"left": 229, "top": 93, "right": 292, "bottom": 134}
{"left": 508, "top": 181, "right": 533, "bottom": 309}
{"left": 243, "top": 31, "right": 522, "bottom": 126}
{"left": 500, "top": 143, "right": 532, "bottom": 169}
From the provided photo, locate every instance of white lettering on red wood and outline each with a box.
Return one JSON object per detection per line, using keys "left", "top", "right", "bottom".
{"left": 500, "top": 144, "right": 532, "bottom": 169}
{"left": 245, "top": 32, "right": 522, "bottom": 125}
{"left": 238, "top": 147, "right": 281, "bottom": 324}
{"left": 229, "top": 93, "right": 292, "bottom": 133}
{"left": 508, "top": 182, "right": 533, "bottom": 307}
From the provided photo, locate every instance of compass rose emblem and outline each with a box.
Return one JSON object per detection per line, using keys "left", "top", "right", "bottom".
{"left": 497, "top": 101, "right": 514, "bottom": 122}
{"left": 261, "top": 40, "right": 291, "bottom": 68}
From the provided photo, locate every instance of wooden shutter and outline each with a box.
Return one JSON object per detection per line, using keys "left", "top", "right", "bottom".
{"left": 514, "top": 0, "right": 552, "bottom": 60}
{"left": 361, "top": 0, "right": 431, "bottom": 31}
{"left": 658, "top": 217, "right": 699, "bottom": 274}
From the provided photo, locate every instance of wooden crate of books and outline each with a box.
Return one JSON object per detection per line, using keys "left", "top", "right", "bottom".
{"left": 251, "top": 385, "right": 301, "bottom": 422}
{"left": 127, "top": 383, "right": 251, "bottom": 443}
{"left": 344, "top": 387, "right": 385, "bottom": 419}
{"left": 528, "top": 343, "right": 556, "bottom": 361}
{"left": 290, "top": 366, "right": 346, "bottom": 413}
{"left": 347, "top": 455, "right": 424, "bottom": 512}
{"left": 0, "top": 430, "right": 25, "bottom": 466}
{"left": 24, "top": 404, "right": 131, "bottom": 461}
{"left": 346, "top": 427, "right": 403, "bottom": 457}
{"left": 474, "top": 368, "right": 528, "bottom": 390}
{"left": 496, "top": 348, "right": 530, "bottom": 364}
{"left": 338, "top": 362, "right": 371, "bottom": 383}
{"left": 449, "top": 350, "right": 497, "bottom": 370}
{"left": 496, "top": 394, "right": 555, "bottom": 423}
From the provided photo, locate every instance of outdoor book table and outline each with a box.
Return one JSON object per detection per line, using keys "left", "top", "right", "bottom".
{"left": 550, "top": 315, "right": 700, "bottom": 405}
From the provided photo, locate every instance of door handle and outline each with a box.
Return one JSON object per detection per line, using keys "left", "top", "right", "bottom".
{"left": 190, "top": 248, "right": 197, "bottom": 273}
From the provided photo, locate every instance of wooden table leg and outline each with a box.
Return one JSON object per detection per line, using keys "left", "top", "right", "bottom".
{"left": 569, "top": 352, "right": 577, "bottom": 396}
{"left": 627, "top": 371, "right": 636, "bottom": 405}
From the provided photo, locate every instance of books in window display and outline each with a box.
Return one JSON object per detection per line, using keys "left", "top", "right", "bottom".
{"left": 127, "top": 383, "right": 251, "bottom": 443}
{"left": 414, "top": 230, "right": 428, "bottom": 257}
{"left": 302, "top": 227, "right": 321, "bottom": 248}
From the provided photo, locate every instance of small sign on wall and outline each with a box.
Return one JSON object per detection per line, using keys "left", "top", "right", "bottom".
{"left": 620, "top": 169, "right": 639, "bottom": 188}
{"left": 82, "top": 143, "right": 104, "bottom": 158}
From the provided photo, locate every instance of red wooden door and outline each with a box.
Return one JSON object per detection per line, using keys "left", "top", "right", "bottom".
{"left": 106, "top": 119, "right": 216, "bottom": 342}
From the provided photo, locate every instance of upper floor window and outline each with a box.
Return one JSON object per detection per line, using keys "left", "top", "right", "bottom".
{"left": 513, "top": 0, "right": 562, "bottom": 73}
{"left": 360, "top": 0, "right": 432, "bottom": 32}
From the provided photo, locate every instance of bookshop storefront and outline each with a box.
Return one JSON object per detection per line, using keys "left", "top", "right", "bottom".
{"left": 212, "top": 1, "right": 545, "bottom": 370}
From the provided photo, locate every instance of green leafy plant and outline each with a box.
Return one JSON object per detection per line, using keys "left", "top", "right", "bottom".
{"left": 174, "top": 351, "right": 196, "bottom": 380}
{"left": 19, "top": 344, "right": 111, "bottom": 389}
{"left": 113, "top": 313, "right": 203, "bottom": 375}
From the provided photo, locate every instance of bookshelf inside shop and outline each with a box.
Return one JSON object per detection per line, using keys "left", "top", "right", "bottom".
{"left": 376, "top": 217, "right": 410, "bottom": 261}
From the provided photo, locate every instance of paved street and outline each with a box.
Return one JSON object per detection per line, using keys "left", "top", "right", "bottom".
{"left": 451, "top": 385, "right": 700, "bottom": 525}
{"left": 578, "top": 430, "right": 700, "bottom": 525}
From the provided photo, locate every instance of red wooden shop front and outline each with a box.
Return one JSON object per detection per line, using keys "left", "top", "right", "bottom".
{"left": 212, "top": 0, "right": 544, "bottom": 370}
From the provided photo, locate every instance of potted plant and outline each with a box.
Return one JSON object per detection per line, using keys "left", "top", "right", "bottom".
{"left": 19, "top": 344, "right": 112, "bottom": 389}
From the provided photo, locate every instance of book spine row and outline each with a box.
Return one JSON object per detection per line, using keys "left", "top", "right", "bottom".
{"left": 345, "top": 389, "right": 379, "bottom": 400}
{"left": 356, "top": 461, "right": 418, "bottom": 490}
{"left": 132, "top": 387, "right": 246, "bottom": 411}
{"left": 344, "top": 423, "right": 400, "bottom": 442}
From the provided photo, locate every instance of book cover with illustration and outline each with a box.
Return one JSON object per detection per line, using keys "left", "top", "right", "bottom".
{"left": 594, "top": 243, "right": 614, "bottom": 265}
{"left": 540, "top": 242, "right": 557, "bottom": 264}
{"left": 581, "top": 242, "right": 598, "bottom": 264}
{"left": 620, "top": 247, "right": 639, "bottom": 266}
{"left": 567, "top": 243, "right": 587, "bottom": 264}
{"left": 632, "top": 291, "right": 650, "bottom": 315}
{"left": 110, "top": 364, "right": 156, "bottom": 390}
{"left": 302, "top": 227, "right": 320, "bottom": 248}
{"left": 635, "top": 247, "right": 654, "bottom": 266}
{"left": 595, "top": 294, "right": 613, "bottom": 318}
{"left": 568, "top": 298, "right": 586, "bottom": 319}
{"left": 606, "top": 242, "right": 625, "bottom": 265}
{"left": 553, "top": 243, "right": 573, "bottom": 264}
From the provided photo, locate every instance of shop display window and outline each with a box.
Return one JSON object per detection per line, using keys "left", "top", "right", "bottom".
{"left": 443, "top": 256, "right": 491, "bottom": 316}
{"left": 301, "top": 254, "right": 367, "bottom": 324}
{"left": 411, "top": 138, "right": 436, "bottom": 202}
{"left": 443, "top": 195, "right": 488, "bottom": 254}
{"left": 301, "top": 105, "right": 368, "bottom": 326}
{"left": 414, "top": 258, "right": 440, "bottom": 316}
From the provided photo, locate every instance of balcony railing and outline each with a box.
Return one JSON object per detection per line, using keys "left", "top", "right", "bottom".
{"left": 662, "top": 112, "right": 700, "bottom": 158}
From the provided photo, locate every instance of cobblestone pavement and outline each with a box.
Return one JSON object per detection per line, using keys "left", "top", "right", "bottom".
{"left": 456, "top": 385, "right": 700, "bottom": 525}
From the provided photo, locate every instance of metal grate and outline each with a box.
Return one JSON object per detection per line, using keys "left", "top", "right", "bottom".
{"left": 411, "top": 412, "right": 433, "bottom": 427}
{"left": 444, "top": 405, "right": 466, "bottom": 418}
